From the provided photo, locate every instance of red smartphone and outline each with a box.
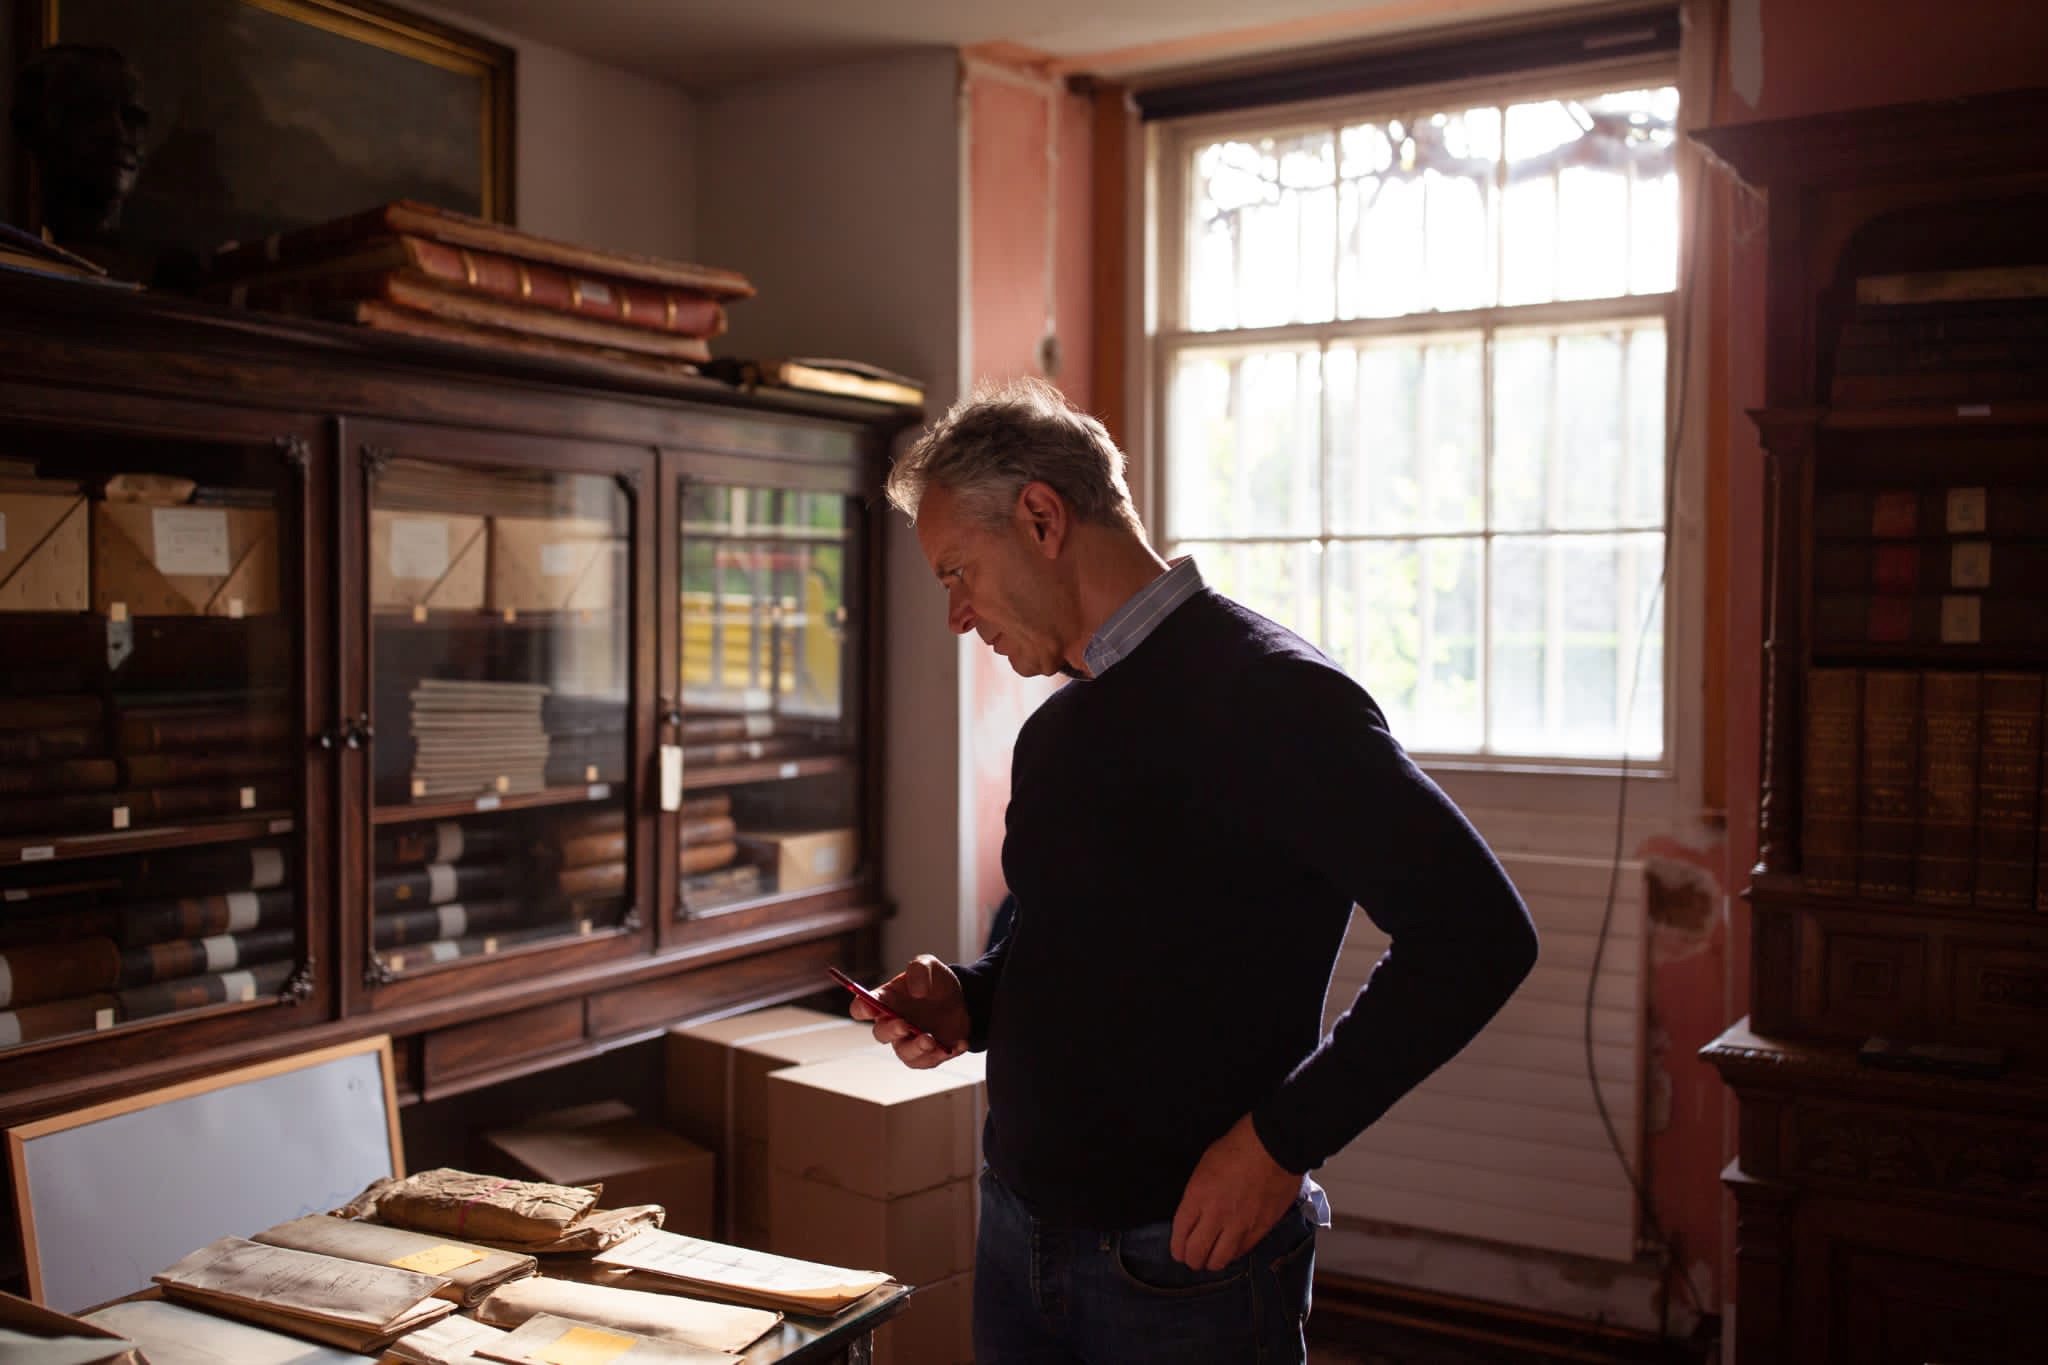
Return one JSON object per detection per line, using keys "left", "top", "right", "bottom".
{"left": 827, "top": 966, "right": 935, "bottom": 1043}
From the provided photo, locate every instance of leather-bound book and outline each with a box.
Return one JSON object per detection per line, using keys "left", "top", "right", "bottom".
{"left": 680, "top": 841, "right": 738, "bottom": 875}
{"left": 118, "top": 704, "right": 293, "bottom": 752}
{"left": 1914, "top": 672, "right": 1980, "bottom": 905}
{"left": 373, "top": 861, "right": 508, "bottom": 913}
{"left": 377, "top": 821, "right": 511, "bottom": 869}
{"left": 131, "top": 842, "right": 292, "bottom": 895}
{"left": 117, "top": 926, "right": 297, "bottom": 988}
{"left": 0, "top": 758, "right": 119, "bottom": 795}
{"left": 0, "top": 724, "right": 104, "bottom": 764}
{"left": 375, "top": 899, "right": 524, "bottom": 948}
{"left": 558, "top": 829, "right": 628, "bottom": 869}
{"left": 123, "top": 750, "right": 294, "bottom": 786}
{"left": 558, "top": 861, "right": 626, "bottom": 902}
{"left": 1857, "top": 670, "right": 1921, "bottom": 900}
{"left": 0, "top": 694, "right": 104, "bottom": 729}
{"left": 119, "top": 888, "right": 295, "bottom": 947}
{"left": 678, "top": 794, "right": 731, "bottom": 821}
{"left": 0, "top": 993, "right": 117, "bottom": 1045}
{"left": 680, "top": 815, "right": 737, "bottom": 845}
{"left": 0, "top": 938, "right": 118, "bottom": 1007}
{"left": 1975, "top": 673, "right": 2044, "bottom": 910}
{"left": 118, "top": 958, "right": 293, "bottom": 1020}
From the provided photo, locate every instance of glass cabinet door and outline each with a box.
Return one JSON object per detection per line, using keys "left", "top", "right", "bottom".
{"left": 677, "top": 482, "right": 865, "bottom": 915}
{"left": 0, "top": 423, "right": 308, "bottom": 1051}
{"left": 366, "top": 456, "right": 633, "bottom": 978}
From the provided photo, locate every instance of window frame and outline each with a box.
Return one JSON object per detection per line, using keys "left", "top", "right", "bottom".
{"left": 1146, "top": 55, "right": 1686, "bottom": 778}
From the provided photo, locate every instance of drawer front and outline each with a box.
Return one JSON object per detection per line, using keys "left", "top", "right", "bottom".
{"left": 588, "top": 935, "right": 851, "bottom": 1038}
{"left": 421, "top": 999, "right": 586, "bottom": 1088}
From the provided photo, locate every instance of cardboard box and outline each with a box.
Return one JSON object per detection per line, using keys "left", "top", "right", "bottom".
{"left": 770, "top": 1171, "right": 976, "bottom": 1289}
{"left": 479, "top": 1102, "right": 716, "bottom": 1237}
{"left": 370, "top": 509, "right": 487, "bottom": 612}
{"left": 767, "top": 1049, "right": 982, "bottom": 1200}
{"left": 872, "top": 1270, "right": 973, "bottom": 1365}
{"left": 738, "top": 827, "right": 859, "bottom": 894}
{"left": 93, "top": 502, "right": 278, "bottom": 617}
{"left": 663, "top": 1005, "right": 880, "bottom": 1148}
{"left": 0, "top": 487, "right": 88, "bottom": 612}
{"left": 489, "top": 515, "right": 619, "bottom": 614}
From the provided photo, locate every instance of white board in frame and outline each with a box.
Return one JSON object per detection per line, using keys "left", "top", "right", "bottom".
{"left": 7, "top": 1034, "right": 404, "bottom": 1313}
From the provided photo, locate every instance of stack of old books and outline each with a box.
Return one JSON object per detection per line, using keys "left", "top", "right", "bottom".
{"left": 206, "top": 200, "right": 755, "bottom": 376}
{"left": 409, "top": 678, "right": 550, "bottom": 799}
{"left": 152, "top": 1234, "right": 457, "bottom": 1351}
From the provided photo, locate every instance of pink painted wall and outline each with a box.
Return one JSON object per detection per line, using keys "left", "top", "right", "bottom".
{"left": 964, "top": 69, "right": 1099, "bottom": 941}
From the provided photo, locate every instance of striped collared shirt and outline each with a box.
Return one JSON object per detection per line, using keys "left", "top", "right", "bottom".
{"left": 1081, "top": 556, "right": 1204, "bottom": 678}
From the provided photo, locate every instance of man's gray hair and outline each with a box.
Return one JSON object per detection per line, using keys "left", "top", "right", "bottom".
{"left": 885, "top": 377, "right": 1139, "bottom": 531}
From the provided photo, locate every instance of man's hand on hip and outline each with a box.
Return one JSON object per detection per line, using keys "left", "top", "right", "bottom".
{"left": 1170, "top": 1112, "right": 1302, "bottom": 1270}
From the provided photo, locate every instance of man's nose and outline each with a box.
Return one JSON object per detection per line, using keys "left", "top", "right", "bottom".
{"left": 947, "top": 592, "right": 974, "bottom": 636}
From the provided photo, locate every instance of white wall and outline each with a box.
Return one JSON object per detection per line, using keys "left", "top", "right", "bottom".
{"left": 696, "top": 50, "right": 969, "bottom": 966}
{"left": 410, "top": 0, "right": 698, "bottom": 261}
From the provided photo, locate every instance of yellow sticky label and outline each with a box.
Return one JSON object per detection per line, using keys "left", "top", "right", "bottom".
{"left": 533, "top": 1325, "right": 637, "bottom": 1365}
{"left": 389, "top": 1243, "right": 485, "bottom": 1276}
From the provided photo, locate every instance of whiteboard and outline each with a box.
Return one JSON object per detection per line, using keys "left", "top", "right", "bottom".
{"left": 8, "top": 1036, "right": 402, "bottom": 1313}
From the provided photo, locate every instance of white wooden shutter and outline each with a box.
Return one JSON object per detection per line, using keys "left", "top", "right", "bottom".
{"left": 1316, "top": 844, "right": 1646, "bottom": 1263}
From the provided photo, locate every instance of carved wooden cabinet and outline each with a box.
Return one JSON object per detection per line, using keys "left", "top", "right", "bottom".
{"left": 0, "top": 270, "right": 912, "bottom": 1171}
{"left": 1696, "top": 90, "right": 2048, "bottom": 1365}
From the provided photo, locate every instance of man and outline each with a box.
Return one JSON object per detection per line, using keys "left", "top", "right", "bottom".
{"left": 855, "top": 378, "right": 1537, "bottom": 1364}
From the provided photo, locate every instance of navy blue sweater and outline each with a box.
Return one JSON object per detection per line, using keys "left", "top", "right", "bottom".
{"left": 952, "top": 589, "right": 1538, "bottom": 1228}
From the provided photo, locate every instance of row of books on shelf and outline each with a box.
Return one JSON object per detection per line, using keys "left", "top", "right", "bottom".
{"left": 1802, "top": 666, "right": 2047, "bottom": 907}
{"left": 1829, "top": 263, "right": 2047, "bottom": 406}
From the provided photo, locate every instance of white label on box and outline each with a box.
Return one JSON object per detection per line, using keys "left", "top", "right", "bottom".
{"left": 151, "top": 506, "right": 232, "bottom": 575}
{"left": 483, "top": 936, "right": 499, "bottom": 954}
{"left": 1959, "top": 404, "right": 1992, "bottom": 418}
{"left": 239, "top": 786, "right": 256, "bottom": 809}
{"left": 1941, "top": 594, "right": 1982, "bottom": 644}
{"left": 21, "top": 846, "right": 54, "bottom": 862}
{"left": 438, "top": 903, "right": 467, "bottom": 938}
{"left": 94, "top": 1007, "right": 115, "bottom": 1031}
{"left": 429, "top": 941, "right": 460, "bottom": 963}
{"left": 778, "top": 761, "right": 800, "bottom": 779}
{"left": 1951, "top": 541, "right": 1992, "bottom": 589}
{"left": 427, "top": 862, "right": 457, "bottom": 902}
{"left": 268, "top": 818, "right": 293, "bottom": 835}
{"left": 388, "top": 954, "right": 406, "bottom": 972}
{"left": 660, "top": 744, "right": 682, "bottom": 812}
{"left": 3, "top": 889, "right": 24, "bottom": 901}
{"left": 1946, "top": 487, "right": 1988, "bottom": 534}
{"left": 202, "top": 933, "right": 237, "bottom": 972}
{"left": 587, "top": 782, "right": 609, "bottom": 800}
{"left": 577, "top": 279, "right": 614, "bottom": 306}
{"left": 226, "top": 891, "right": 261, "bottom": 931}
{"left": 250, "top": 847, "right": 286, "bottom": 888}
{"left": 579, "top": 918, "right": 593, "bottom": 936}
{"left": 223, "top": 969, "right": 257, "bottom": 1003}
{"left": 112, "top": 806, "right": 130, "bottom": 830}
{"left": 811, "top": 845, "right": 842, "bottom": 876}
{"left": 435, "top": 822, "right": 465, "bottom": 861}
{"left": 540, "top": 543, "right": 580, "bottom": 577}
{"left": 389, "top": 516, "right": 450, "bottom": 580}
{"left": 475, "top": 795, "right": 501, "bottom": 812}
{"left": 745, "top": 713, "right": 773, "bottom": 738}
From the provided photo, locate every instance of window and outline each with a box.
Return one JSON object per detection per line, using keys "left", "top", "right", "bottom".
{"left": 1154, "top": 80, "right": 1678, "bottom": 762}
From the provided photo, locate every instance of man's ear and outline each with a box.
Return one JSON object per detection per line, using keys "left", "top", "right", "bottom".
{"left": 1015, "top": 482, "right": 1070, "bottom": 559}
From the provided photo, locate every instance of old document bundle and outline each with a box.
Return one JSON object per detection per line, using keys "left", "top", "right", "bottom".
{"left": 151, "top": 1235, "right": 456, "bottom": 1351}
{"left": 593, "top": 1229, "right": 890, "bottom": 1314}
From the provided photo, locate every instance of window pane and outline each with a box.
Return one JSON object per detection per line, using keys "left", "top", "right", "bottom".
{"left": 1338, "top": 109, "right": 1500, "bottom": 318}
{"left": 1166, "top": 348, "right": 1322, "bottom": 539}
{"left": 1179, "top": 541, "right": 1320, "bottom": 643}
{"left": 1492, "top": 322, "right": 1665, "bottom": 533}
{"left": 1328, "top": 335, "right": 1484, "bottom": 534}
{"left": 1188, "top": 133, "right": 1336, "bottom": 330}
{"left": 1326, "top": 538, "right": 1482, "bottom": 750}
{"left": 1502, "top": 89, "right": 1676, "bottom": 305}
{"left": 1490, "top": 533, "right": 1664, "bottom": 758}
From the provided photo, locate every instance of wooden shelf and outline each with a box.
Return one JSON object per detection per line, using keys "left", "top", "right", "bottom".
{"left": 0, "top": 812, "right": 294, "bottom": 866}
{"left": 372, "top": 608, "right": 626, "bottom": 630}
{"left": 1821, "top": 400, "right": 2048, "bottom": 430}
{"left": 372, "top": 782, "right": 618, "bottom": 825}
{"left": 682, "top": 753, "right": 849, "bottom": 790}
{"left": 1812, "top": 642, "right": 2048, "bottom": 667}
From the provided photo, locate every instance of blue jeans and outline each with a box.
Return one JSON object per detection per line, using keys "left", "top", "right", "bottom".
{"left": 973, "top": 1167, "right": 1316, "bottom": 1364}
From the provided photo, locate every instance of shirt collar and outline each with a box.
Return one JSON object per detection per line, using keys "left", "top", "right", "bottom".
{"left": 1081, "top": 556, "right": 1204, "bottom": 677}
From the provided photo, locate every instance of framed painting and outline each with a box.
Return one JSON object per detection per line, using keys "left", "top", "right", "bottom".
{"left": 25, "top": 0, "right": 512, "bottom": 264}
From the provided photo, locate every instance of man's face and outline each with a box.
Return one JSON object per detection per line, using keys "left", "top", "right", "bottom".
{"left": 916, "top": 484, "right": 1067, "bottom": 677}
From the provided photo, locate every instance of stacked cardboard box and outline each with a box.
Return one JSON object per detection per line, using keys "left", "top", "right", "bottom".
{"left": 663, "top": 1005, "right": 882, "bottom": 1246}
{"left": 767, "top": 1049, "right": 985, "bottom": 1365}
{"left": 477, "top": 1100, "right": 716, "bottom": 1238}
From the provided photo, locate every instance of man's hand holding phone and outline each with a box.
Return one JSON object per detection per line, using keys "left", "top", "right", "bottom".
{"left": 835, "top": 955, "right": 970, "bottom": 1068}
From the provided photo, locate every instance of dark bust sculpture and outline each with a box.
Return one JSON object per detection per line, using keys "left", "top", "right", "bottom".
{"left": 9, "top": 43, "right": 148, "bottom": 250}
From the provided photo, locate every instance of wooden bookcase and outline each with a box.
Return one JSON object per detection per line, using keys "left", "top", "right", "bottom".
{"left": 1696, "top": 90, "right": 2048, "bottom": 1365}
{"left": 0, "top": 268, "right": 916, "bottom": 1227}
